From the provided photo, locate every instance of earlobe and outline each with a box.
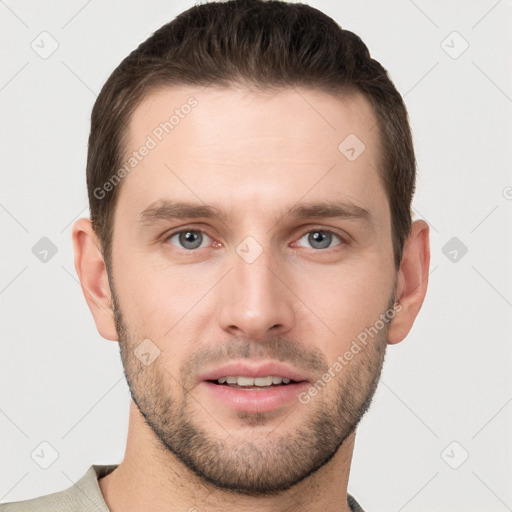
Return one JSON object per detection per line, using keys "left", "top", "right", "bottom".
{"left": 388, "top": 220, "right": 430, "bottom": 345}
{"left": 71, "top": 218, "right": 119, "bottom": 341}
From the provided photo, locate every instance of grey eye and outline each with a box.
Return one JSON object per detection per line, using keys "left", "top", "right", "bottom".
{"left": 296, "top": 230, "right": 341, "bottom": 250}
{"left": 169, "top": 230, "right": 210, "bottom": 250}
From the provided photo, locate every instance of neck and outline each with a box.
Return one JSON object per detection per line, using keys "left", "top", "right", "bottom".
{"left": 99, "top": 402, "right": 355, "bottom": 512}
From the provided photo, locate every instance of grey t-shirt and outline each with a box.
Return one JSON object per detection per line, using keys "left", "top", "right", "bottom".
{"left": 0, "top": 465, "right": 366, "bottom": 511}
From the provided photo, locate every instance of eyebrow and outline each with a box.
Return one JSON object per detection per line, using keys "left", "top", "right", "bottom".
{"left": 286, "top": 201, "right": 372, "bottom": 223}
{"left": 138, "top": 201, "right": 229, "bottom": 224}
{"left": 137, "top": 199, "right": 372, "bottom": 226}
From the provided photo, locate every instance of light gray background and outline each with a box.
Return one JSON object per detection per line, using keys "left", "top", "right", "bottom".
{"left": 1, "top": 1, "right": 511, "bottom": 510}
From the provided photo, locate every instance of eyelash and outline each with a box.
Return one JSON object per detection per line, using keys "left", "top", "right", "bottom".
{"left": 163, "top": 227, "right": 346, "bottom": 252}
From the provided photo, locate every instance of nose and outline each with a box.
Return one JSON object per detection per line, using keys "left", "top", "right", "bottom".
{"left": 217, "top": 242, "right": 295, "bottom": 340}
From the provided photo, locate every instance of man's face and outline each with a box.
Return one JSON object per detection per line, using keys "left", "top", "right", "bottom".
{"left": 109, "top": 85, "right": 397, "bottom": 495}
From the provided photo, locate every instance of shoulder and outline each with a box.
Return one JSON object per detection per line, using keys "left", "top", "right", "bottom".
{"left": 0, "top": 465, "right": 117, "bottom": 512}
{"left": 348, "top": 493, "right": 366, "bottom": 512}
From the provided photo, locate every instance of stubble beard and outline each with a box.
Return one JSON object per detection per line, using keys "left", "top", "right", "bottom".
{"left": 112, "top": 289, "right": 390, "bottom": 497}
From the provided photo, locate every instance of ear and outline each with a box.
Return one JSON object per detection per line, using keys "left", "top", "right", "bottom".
{"left": 71, "top": 218, "right": 118, "bottom": 341}
{"left": 388, "top": 219, "right": 430, "bottom": 345}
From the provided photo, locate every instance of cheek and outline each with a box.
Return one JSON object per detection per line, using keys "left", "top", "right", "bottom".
{"left": 112, "top": 243, "right": 219, "bottom": 338}
{"left": 299, "top": 258, "right": 394, "bottom": 348}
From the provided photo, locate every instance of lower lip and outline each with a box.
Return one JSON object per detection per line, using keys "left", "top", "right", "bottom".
{"left": 201, "top": 381, "right": 310, "bottom": 413}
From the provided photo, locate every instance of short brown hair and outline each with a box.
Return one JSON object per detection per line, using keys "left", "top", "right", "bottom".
{"left": 87, "top": 0, "right": 416, "bottom": 269}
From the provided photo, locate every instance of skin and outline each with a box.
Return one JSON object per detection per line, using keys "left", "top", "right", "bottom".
{"left": 72, "top": 85, "right": 430, "bottom": 512}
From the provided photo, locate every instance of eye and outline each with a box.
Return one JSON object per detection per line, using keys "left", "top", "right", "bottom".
{"left": 295, "top": 229, "right": 343, "bottom": 250}
{"left": 166, "top": 229, "right": 212, "bottom": 250}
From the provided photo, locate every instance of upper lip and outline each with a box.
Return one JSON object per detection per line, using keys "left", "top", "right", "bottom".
{"left": 200, "top": 361, "right": 310, "bottom": 383}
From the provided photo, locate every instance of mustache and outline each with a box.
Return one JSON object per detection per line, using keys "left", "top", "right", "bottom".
{"left": 182, "top": 335, "right": 329, "bottom": 379}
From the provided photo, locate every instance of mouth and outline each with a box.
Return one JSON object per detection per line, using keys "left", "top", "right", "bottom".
{"left": 199, "top": 361, "right": 310, "bottom": 386}
{"left": 207, "top": 375, "right": 302, "bottom": 389}
{"left": 198, "top": 362, "right": 311, "bottom": 412}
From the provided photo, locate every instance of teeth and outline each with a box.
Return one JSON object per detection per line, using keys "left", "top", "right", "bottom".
{"left": 254, "top": 377, "right": 273, "bottom": 386}
{"left": 216, "top": 376, "right": 292, "bottom": 386}
{"left": 238, "top": 376, "right": 258, "bottom": 386}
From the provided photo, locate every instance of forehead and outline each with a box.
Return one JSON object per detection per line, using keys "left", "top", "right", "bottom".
{"left": 127, "top": 84, "right": 379, "bottom": 158}
{"left": 118, "top": 84, "right": 387, "bottom": 222}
